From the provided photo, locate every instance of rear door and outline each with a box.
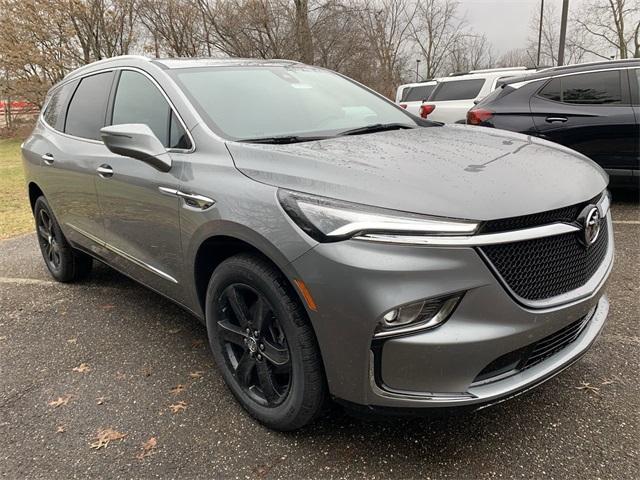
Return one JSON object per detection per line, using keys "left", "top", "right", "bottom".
{"left": 36, "top": 71, "right": 115, "bottom": 252}
{"left": 531, "top": 69, "right": 637, "bottom": 171}
{"left": 95, "top": 69, "right": 192, "bottom": 301}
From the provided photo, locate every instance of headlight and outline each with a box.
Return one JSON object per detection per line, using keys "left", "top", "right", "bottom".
{"left": 278, "top": 189, "right": 478, "bottom": 243}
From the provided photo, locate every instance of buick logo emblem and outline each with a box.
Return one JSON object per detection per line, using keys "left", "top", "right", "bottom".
{"left": 582, "top": 206, "right": 601, "bottom": 247}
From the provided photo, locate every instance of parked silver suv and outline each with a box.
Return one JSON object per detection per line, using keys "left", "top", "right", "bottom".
{"left": 22, "top": 56, "right": 613, "bottom": 430}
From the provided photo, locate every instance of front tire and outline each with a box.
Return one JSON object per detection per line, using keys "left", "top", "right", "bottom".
{"left": 205, "top": 254, "right": 326, "bottom": 430}
{"left": 34, "top": 196, "right": 93, "bottom": 282}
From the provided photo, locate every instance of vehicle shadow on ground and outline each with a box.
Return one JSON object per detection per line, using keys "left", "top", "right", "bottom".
{"left": 83, "top": 261, "right": 589, "bottom": 467}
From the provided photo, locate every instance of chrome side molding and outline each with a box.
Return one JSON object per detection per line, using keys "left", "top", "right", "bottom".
{"left": 66, "top": 223, "right": 179, "bottom": 284}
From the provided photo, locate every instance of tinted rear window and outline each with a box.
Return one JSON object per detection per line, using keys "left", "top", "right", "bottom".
{"left": 539, "top": 71, "right": 623, "bottom": 104}
{"left": 65, "top": 71, "right": 114, "bottom": 140}
{"left": 43, "top": 81, "right": 77, "bottom": 132}
{"left": 430, "top": 79, "right": 485, "bottom": 101}
{"left": 402, "top": 84, "right": 435, "bottom": 102}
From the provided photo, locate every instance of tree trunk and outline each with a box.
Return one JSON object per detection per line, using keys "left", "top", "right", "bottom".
{"left": 294, "top": 0, "right": 314, "bottom": 64}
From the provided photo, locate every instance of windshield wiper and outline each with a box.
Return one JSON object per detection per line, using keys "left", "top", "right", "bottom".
{"left": 238, "top": 135, "right": 328, "bottom": 144}
{"left": 337, "top": 123, "right": 416, "bottom": 137}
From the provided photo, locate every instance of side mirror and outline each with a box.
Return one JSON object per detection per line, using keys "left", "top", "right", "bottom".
{"left": 100, "top": 124, "right": 171, "bottom": 172}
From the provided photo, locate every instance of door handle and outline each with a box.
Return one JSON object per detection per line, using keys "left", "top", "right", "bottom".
{"left": 158, "top": 186, "right": 215, "bottom": 210}
{"left": 545, "top": 116, "right": 568, "bottom": 123}
{"left": 42, "top": 153, "right": 55, "bottom": 165}
{"left": 97, "top": 164, "right": 114, "bottom": 178}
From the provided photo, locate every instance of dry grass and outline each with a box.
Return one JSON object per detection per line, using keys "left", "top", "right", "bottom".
{"left": 0, "top": 138, "right": 33, "bottom": 239}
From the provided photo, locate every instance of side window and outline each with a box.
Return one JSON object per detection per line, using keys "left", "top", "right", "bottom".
{"left": 429, "top": 79, "right": 485, "bottom": 101}
{"left": 540, "top": 71, "right": 623, "bottom": 105}
{"left": 403, "top": 85, "right": 435, "bottom": 102}
{"left": 43, "top": 81, "right": 77, "bottom": 132}
{"left": 65, "top": 72, "right": 114, "bottom": 140}
{"left": 111, "top": 70, "right": 190, "bottom": 149}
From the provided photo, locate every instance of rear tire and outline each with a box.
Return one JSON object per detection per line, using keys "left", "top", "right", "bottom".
{"left": 205, "top": 253, "right": 326, "bottom": 431}
{"left": 34, "top": 196, "right": 93, "bottom": 282}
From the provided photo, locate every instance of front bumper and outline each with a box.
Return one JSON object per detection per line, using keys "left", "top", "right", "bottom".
{"left": 290, "top": 218, "right": 613, "bottom": 409}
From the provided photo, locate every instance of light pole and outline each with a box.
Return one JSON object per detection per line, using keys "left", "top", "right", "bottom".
{"left": 536, "top": 0, "right": 544, "bottom": 67}
{"left": 415, "top": 59, "right": 421, "bottom": 82}
{"left": 558, "top": 0, "right": 569, "bottom": 66}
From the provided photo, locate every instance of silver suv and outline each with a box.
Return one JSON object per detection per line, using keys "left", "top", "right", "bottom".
{"left": 22, "top": 56, "right": 613, "bottom": 430}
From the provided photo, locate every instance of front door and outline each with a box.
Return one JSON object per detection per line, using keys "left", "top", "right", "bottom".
{"left": 531, "top": 69, "right": 637, "bottom": 172}
{"left": 95, "top": 69, "right": 193, "bottom": 302}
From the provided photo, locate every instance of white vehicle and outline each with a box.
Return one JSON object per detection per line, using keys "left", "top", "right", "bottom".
{"left": 395, "top": 80, "right": 437, "bottom": 117}
{"left": 424, "top": 67, "right": 535, "bottom": 123}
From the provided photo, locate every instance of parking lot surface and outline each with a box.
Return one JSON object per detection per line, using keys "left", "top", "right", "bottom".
{"left": 1, "top": 192, "right": 638, "bottom": 479}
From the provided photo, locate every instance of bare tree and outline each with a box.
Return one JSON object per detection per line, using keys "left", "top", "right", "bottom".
{"left": 576, "top": 0, "right": 640, "bottom": 59}
{"left": 67, "top": 0, "right": 139, "bottom": 62}
{"left": 496, "top": 48, "right": 537, "bottom": 69}
{"left": 358, "top": 0, "right": 416, "bottom": 97}
{"left": 410, "top": 0, "right": 465, "bottom": 78}
{"left": 447, "top": 33, "right": 494, "bottom": 73}
{"left": 527, "top": 1, "right": 588, "bottom": 66}
{"left": 139, "top": 0, "right": 204, "bottom": 57}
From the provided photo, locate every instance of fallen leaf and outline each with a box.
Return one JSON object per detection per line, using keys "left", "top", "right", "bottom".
{"left": 56, "top": 426, "right": 65, "bottom": 433}
{"left": 72, "top": 363, "right": 90, "bottom": 373}
{"left": 67, "top": 338, "right": 77, "bottom": 344}
{"left": 0, "top": 336, "right": 7, "bottom": 341}
{"left": 189, "top": 371, "right": 205, "bottom": 379}
{"left": 101, "top": 304, "right": 115, "bottom": 310}
{"left": 191, "top": 339, "right": 204, "bottom": 348}
{"left": 48, "top": 394, "right": 73, "bottom": 408}
{"left": 169, "top": 384, "right": 186, "bottom": 395}
{"left": 96, "top": 396, "right": 107, "bottom": 405}
{"left": 168, "top": 327, "right": 182, "bottom": 334}
{"left": 90, "top": 428, "right": 126, "bottom": 449}
{"left": 575, "top": 382, "right": 600, "bottom": 394}
{"left": 115, "top": 371, "right": 127, "bottom": 380}
{"left": 169, "top": 401, "right": 187, "bottom": 414}
{"left": 136, "top": 437, "right": 157, "bottom": 460}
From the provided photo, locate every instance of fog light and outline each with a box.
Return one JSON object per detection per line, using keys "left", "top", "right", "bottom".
{"left": 375, "top": 294, "right": 462, "bottom": 338}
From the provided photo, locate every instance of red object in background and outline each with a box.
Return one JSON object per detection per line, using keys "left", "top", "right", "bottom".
{"left": 399, "top": 103, "right": 407, "bottom": 109}
{"left": 419, "top": 104, "right": 435, "bottom": 119}
{"left": 0, "top": 100, "right": 36, "bottom": 110}
{"left": 467, "top": 108, "right": 494, "bottom": 125}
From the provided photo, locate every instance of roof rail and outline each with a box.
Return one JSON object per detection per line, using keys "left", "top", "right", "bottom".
{"left": 469, "top": 66, "right": 527, "bottom": 73}
{"left": 64, "top": 55, "right": 151, "bottom": 79}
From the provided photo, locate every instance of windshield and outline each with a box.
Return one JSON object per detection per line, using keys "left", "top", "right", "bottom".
{"left": 169, "top": 65, "right": 416, "bottom": 140}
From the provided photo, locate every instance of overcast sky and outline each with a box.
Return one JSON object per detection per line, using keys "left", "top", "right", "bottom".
{"left": 462, "top": 0, "right": 544, "bottom": 54}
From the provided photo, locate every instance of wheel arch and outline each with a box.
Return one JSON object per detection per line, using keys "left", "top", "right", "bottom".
{"left": 190, "top": 226, "right": 313, "bottom": 320}
{"left": 28, "top": 182, "right": 45, "bottom": 211}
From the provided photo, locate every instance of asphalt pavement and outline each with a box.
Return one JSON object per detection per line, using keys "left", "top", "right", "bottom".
{"left": 1, "top": 191, "right": 638, "bottom": 479}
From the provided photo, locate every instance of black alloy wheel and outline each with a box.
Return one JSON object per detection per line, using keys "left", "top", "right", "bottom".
{"left": 205, "top": 254, "right": 326, "bottom": 430}
{"left": 33, "top": 196, "right": 93, "bottom": 282}
{"left": 216, "top": 283, "right": 292, "bottom": 407}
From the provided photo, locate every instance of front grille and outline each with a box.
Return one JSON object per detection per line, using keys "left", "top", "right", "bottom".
{"left": 474, "top": 314, "right": 591, "bottom": 383}
{"left": 480, "top": 220, "right": 608, "bottom": 301}
{"left": 479, "top": 195, "right": 599, "bottom": 234}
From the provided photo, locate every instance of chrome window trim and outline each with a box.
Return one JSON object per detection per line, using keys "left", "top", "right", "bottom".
{"left": 509, "top": 66, "right": 635, "bottom": 90}
{"left": 67, "top": 223, "right": 179, "bottom": 284}
{"left": 40, "top": 66, "right": 196, "bottom": 153}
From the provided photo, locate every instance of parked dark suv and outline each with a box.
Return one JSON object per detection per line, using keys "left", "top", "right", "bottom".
{"left": 467, "top": 59, "right": 640, "bottom": 187}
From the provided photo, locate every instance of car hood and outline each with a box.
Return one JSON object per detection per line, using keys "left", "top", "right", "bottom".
{"left": 226, "top": 125, "right": 607, "bottom": 221}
